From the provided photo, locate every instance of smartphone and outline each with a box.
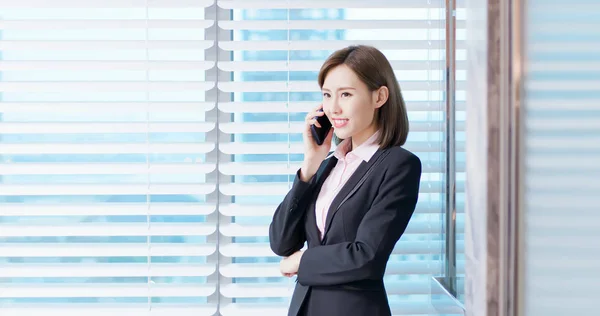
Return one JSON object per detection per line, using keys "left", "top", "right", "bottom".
{"left": 310, "top": 110, "right": 332, "bottom": 146}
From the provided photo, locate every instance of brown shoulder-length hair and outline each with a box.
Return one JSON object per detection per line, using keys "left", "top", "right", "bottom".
{"left": 318, "top": 45, "right": 409, "bottom": 149}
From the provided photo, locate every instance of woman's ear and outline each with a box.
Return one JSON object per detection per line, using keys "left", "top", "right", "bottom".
{"left": 374, "top": 86, "right": 389, "bottom": 109}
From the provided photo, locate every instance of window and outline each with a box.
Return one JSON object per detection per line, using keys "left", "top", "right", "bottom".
{"left": 0, "top": 1, "right": 465, "bottom": 315}
{"left": 0, "top": 1, "right": 216, "bottom": 315}
{"left": 520, "top": 0, "right": 600, "bottom": 314}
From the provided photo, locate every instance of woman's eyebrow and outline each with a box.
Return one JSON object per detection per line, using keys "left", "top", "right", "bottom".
{"left": 322, "top": 87, "right": 356, "bottom": 91}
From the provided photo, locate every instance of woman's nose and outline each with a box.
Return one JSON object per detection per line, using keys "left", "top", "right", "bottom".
{"left": 329, "top": 98, "right": 342, "bottom": 114}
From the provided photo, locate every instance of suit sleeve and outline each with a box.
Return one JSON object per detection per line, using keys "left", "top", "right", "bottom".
{"left": 296, "top": 154, "right": 422, "bottom": 286}
{"left": 269, "top": 169, "right": 319, "bottom": 257}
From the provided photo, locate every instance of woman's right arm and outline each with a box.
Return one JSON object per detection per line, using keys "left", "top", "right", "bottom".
{"left": 270, "top": 104, "right": 334, "bottom": 257}
{"left": 268, "top": 168, "right": 319, "bottom": 257}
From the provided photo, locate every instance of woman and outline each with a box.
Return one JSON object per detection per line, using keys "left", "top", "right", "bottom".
{"left": 269, "top": 45, "right": 422, "bottom": 316}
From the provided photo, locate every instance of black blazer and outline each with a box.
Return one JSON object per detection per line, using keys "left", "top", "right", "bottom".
{"left": 269, "top": 145, "right": 422, "bottom": 316}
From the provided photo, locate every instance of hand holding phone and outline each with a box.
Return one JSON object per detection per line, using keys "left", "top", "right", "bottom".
{"left": 310, "top": 109, "right": 333, "bottom": 146}
{"left": 301, "top": 105, "right": 334, "bottom": 182}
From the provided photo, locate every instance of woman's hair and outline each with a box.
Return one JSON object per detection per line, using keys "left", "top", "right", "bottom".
{"left": 317, "top": 45, "right": 409, "bottom": 148}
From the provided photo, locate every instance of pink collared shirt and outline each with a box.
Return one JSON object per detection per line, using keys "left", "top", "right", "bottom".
{"left": 315, "top": 132, "right": 381, "bottom": 239}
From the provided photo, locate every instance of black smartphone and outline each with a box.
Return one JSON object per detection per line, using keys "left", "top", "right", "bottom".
{"left": 310, "top": 110, "right": 332, "bottom": 145}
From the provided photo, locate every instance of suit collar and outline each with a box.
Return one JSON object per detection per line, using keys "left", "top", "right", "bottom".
{"left": 333, "top": 131, "right": 380, "bottom": 163}
{"left": 315, "top": 155, "right": 338, "bottom": 184}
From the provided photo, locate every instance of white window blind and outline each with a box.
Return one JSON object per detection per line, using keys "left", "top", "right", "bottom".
{"left": 0, "top": 1, "right": 465, "bottom": 315}
{"left": 0, "top": 1, "right": 218, "bottom": 315}
{"left": 521, "top": 1, "right": 600, "bottom": 315}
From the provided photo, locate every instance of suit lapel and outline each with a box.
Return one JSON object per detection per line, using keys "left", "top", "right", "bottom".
{"left": 322, "top": 148, "right": 386, "bottom": 241}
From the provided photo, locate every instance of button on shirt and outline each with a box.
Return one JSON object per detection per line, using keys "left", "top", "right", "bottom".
{"left": 315, "top": 132, "right": 380, "bottom": 239}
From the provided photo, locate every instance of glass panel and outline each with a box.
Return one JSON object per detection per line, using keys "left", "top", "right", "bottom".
{"left": 520, "top": 1, "right": 600, "bottom": 315}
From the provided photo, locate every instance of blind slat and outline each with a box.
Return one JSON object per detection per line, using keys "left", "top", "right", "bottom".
{"left": 0, "top": 305, "right": 217, "bottom": 316}
{"left": 0, "top": 143, "right": 216, "bottom": 154}
{"left": 219, "top": 40, "right": 463, "bottom": 52}
{"left": 218, "top": 0, "right": 462, "bottom": 9}
{"left": 0, "top": 223, "right": 216, "bottom": 237}
{"left": 0, "top": 203, "right": 216, "bottom": 216}
{"left": 0, "top": 82, "right": 215, "bottom": 92}
{"left": 526, "top": 99, "right": 597, "bottom": 110}
{"left": 0, "top": 284, "right": 216, "bottom": 298}
{"left": 527, "top": 80, "right": 600, "bottom": 91}
{"left": 0, "top": 122, "right": 215, "bottom": 134}
{"left": 0, "top": 102, "right": 216, "bottom": 113}
{"left": 0, "top": 61, "right": 215, "bottom": 71}
{"left": 0, "top": 20, "right": 215, "bottom": 30}
{"left": 528, "top": 43, "right": 600, "bottom": 53}
{"left": 0, "top": 163, "right": 216, "bottom": 175}
{"left": 528, "top": 138, "right": 600, "bottom": 150}
{"left": 4, "top": 0, "right": 215, "bottom": 8}
{"left": 0, "top": 264, "right": 217, "bottom": 277}
{"left": 0, "top": 184, "right": 216, "bottom": 196}
{"left": 0, "top": 40, "right": 215, "bottom": 50}
{"left": 219, "top": 20, "right": 454, "bottom": 30}
{"left": 1, "top": 243, "right": 216, "bottom": 257}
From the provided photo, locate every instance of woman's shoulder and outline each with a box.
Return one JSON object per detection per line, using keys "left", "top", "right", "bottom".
{"left": 382, "top": 145, "right": 421, "bottom": 168}
{"left": 376, "top": 146, "right": 422, "bottom": 185}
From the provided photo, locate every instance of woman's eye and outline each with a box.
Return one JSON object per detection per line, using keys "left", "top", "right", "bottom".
{"left": 341, "top": 92, "right": 351, "bottom": 97}
{"left": 323, "top": 93, "right": 331, "bottom": 98}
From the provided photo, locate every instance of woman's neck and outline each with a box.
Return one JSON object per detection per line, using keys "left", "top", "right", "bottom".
{"left": 351, "top": 126, "right": 378, "bottom": 150}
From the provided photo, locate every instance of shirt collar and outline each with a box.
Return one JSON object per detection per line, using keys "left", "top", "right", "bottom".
{"left": 333, "top": 131, "right": 380, "bottom": 162}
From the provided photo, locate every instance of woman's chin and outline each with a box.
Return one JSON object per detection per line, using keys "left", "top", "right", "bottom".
{"left": 333, "top": 132, "right": 348, "bottom": 140}
{"left": 333, "top": 128, "right": 352, "bottom": 140}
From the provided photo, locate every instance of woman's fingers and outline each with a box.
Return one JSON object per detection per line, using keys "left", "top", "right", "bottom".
{"left": 305, "top": 108, "right": 325, "bottom": 128}
{"left": 305, "top": 110, "right": 324, "bottom": 120}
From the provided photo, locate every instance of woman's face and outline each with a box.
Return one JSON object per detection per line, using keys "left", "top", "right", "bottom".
{"left": 321, "top": 64, "right": 387, "bottom": 147}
